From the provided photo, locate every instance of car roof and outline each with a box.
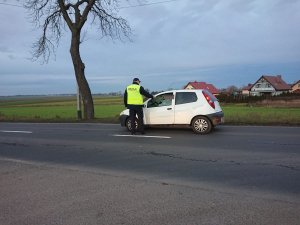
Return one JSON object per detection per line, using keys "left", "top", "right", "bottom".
{"left": 155, "top": 89, "right": 205, "bottom": 95}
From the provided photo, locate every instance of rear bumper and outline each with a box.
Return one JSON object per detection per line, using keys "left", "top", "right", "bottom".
{"left": 119, "top": 115, "right": 128, "bottom": 127}
{"left": 207, "top": 111, "right": 225, "bottom": 126}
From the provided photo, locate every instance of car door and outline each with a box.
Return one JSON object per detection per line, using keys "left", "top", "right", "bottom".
{"left": 144, "top": 92, "right": 175, "bottom": 125}
{"left": 174, "top": 91, "right": 198, "bottom": 124}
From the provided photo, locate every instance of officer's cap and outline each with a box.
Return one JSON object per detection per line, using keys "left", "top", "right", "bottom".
{"left": 133, "top": 78, "right": 141, "bottom": 82}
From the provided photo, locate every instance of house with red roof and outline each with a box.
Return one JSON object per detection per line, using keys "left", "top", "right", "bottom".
{"left": 249, "top": 75, "right": 291, "bottom": 96}
{"left": 183, "top": 81, "right": 219, "bottom": 95}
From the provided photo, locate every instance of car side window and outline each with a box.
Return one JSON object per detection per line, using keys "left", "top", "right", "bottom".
{"left": 147, "top": 93, "right": 174, "bottom": 108}
{"left": 175, "top": 92, "right": 198, "bottom": 105}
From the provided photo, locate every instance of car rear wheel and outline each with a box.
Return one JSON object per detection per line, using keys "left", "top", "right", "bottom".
{"left": 191, "top": 116, "right": 212, "bottom": 134}
{"left": 126, "top": 117, "right": 139, "bottom": 132}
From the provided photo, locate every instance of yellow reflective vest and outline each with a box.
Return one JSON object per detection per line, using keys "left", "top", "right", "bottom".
{"left": 127, "top": 84, "right": 143, "bottom": 105}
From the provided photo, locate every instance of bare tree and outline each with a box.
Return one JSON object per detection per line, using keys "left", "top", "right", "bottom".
{"left": 226, "top": 85, "right": 239, "bottom": 95}
{"left": 25, "top": 0, "right": 131, "bottom": 120}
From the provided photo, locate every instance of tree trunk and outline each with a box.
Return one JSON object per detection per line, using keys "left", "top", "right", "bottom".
{"left": 70, "top": 31, "right": 94, "bottom": 120}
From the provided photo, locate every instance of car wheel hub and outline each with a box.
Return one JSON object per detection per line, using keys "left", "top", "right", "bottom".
{"left": 195, "top": 119, "right": 208, "bottom": 132}
{"left": 127, "top": 119, "right": 138, "bottom": 130}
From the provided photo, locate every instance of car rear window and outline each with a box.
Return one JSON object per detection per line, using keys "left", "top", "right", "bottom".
{"left": 175, "top": 92, "right": 198, "bottom": 105}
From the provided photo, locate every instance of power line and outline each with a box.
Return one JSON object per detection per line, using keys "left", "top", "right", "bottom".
{"left": 0, "top": 2, "right": 23, "bottom": 8}
{"left": 0, "top": 0, "right": 180, "bottom": 9}
{"left": 119, "top": 0, "right": 180, "bottom": 9}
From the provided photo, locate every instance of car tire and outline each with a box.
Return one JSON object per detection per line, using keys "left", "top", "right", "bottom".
{"left": 126, "top": 117, "right": 139, "bottom": 132}
{"left": 191, "top": 116, "right": 212, "bottom": 134}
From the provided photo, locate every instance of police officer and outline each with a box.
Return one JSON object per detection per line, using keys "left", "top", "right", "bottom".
{"left": 124, "top": 77, "right": 153, "bottom": 135}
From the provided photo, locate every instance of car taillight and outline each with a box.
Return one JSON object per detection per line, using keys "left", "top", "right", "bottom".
{"left": 202, "top": 91, "right": 215, "bottom": 109}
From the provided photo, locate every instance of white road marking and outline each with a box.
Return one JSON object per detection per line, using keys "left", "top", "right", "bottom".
{"left": 0, "top": 130, "right": 32, "bottom": 134}
{"left": 113, "top": 134, "right": 171, "bottom": 139}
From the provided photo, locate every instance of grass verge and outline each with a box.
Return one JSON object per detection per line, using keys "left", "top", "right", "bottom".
{"left": 1, "top": 96, "right": 300, "bottom": 125}
{"left": 222, "top": 105, "right": 300, "bottom": 126}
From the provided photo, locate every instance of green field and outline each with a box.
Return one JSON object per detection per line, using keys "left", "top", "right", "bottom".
{"left": 222, "top": 104, "right": 300, "bottom": 125}
{"left": 0, "top": 96, "right": 125, "bottom": 122}
{"left": 1, "top": 96, "right": 300, "bottom": 125}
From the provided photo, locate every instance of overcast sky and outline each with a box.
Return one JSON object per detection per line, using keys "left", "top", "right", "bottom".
{"left": 0, "top": 0, "right": 299, "bottom": 96}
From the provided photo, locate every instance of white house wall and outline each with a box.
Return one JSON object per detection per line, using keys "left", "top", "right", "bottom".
{"left": 185, "top": 84, "right": 194, "bottom": 90}
{"left": 250, "top": 78, "right": 276, "bottom": 96}
{"left": 292, "top": 82, "right": 300, "bottom": 92}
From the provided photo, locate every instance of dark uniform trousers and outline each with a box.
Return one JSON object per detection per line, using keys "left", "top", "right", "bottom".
{"left": 129, "top": 106, "right": 144, "bottom": 133}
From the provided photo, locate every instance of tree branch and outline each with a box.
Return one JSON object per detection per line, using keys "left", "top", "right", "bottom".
{"left": 91, "top": 2, "right": 131, "bottom": 40}
{"left": 57, "top": 0, "right": 74, "bottom": 31}
{"left": 33, "top": 9, "right": 62, "bottom": 62}
{"left": 25, "top": 0, "right": 132, "bottom": 63}
{"left": 79, "top": 0, "right": 95, "bottom": 29}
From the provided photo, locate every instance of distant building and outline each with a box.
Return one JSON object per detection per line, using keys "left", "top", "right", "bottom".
{"left": 242, "top": 83, "right": 252, "bottom": 96}
{"left": 184, "top": 81, "right": 219, "bottom": 95}
{"left": 249, "top": 75, "right": 291, "bottom": 96}
{"left": 291, "top": 80, "right": 300, "bottom": 93}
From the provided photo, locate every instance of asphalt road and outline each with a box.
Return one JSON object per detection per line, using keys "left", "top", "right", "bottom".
{"left": 0, "top": 123, "right": 299, "bottom": 225}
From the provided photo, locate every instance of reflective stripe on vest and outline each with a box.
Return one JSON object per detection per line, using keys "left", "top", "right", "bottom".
{"left": 127, "top": 84, "right": 143, "bottom": 105}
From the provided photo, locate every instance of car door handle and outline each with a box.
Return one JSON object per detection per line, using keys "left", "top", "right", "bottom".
{"left": 167, "top": 108, "right": 172, "bottom": 110}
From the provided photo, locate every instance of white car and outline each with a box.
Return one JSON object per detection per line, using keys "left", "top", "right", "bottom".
{"left": 119, "top": 89, "right": 224, "bottom": 134}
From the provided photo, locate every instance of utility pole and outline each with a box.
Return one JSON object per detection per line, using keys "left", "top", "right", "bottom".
{"left": 77, "top": 84, "right": 82, "bottom": 120}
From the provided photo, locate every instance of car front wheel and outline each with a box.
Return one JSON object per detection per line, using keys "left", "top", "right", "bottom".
{"left": 126, "top": 117, "right": 139, "bottom": 132}
{"left": 191, "top": 116, "right": 212, "bottom": 134}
